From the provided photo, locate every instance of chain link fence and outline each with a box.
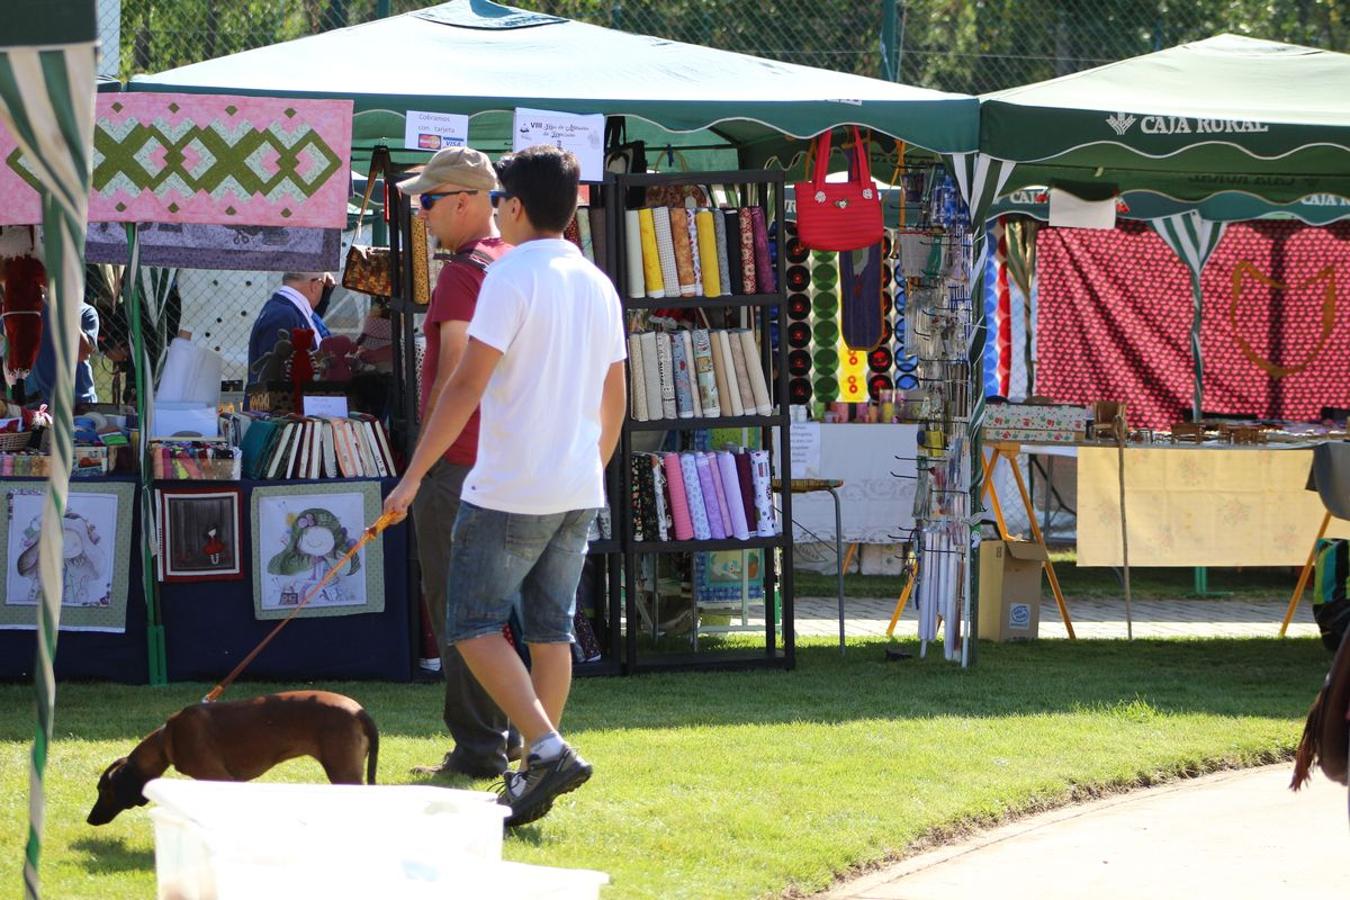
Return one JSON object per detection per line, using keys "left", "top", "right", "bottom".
{"left": 80, "top": 0, "right": 1344, "bottom": 402}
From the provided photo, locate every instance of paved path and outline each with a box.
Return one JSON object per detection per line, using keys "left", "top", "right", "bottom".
{"left": 775, "top": 595, "right": 1320, "bottom": 641}
{"left": 824, "top": 765, "right": 1349, "bottom": 899}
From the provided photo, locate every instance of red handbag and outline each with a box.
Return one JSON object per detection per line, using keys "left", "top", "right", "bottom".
{"left": 794, "top": 127, "right": 883, "bottom": 252}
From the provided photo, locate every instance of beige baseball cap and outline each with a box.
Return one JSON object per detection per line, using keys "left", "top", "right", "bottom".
{"left": 398, "top": 146, "right": 497, "bottom": 195}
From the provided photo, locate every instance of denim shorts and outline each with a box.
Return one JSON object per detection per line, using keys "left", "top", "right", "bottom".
{"left": 444, "top": 501, "right": 597, "bottom": 645}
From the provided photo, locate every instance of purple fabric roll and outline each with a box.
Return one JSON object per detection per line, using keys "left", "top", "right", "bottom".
{"left": 718, "top": 451, "right": 751, "bottom": 540}
{"left": 735, "top": 451, "right": 756, "bottom": 528}
{"left": 706, "top": 452, "right": 735, "bottom": 538}
{"left": 680, "top": 452, "right": 710, "bottom": 540}
{"left": 750, "top": 206, "right": 776, "bottom": 294}
{"left": 695, "top": 452, "right": 726, "bottom": 540}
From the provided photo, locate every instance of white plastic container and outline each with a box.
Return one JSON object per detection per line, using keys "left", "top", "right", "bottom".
{"left": 144, "top": 779, "right": 509, "bottom": 899}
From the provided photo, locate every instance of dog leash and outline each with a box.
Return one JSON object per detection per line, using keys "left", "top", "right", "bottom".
{"left": 203, "top": 512, "right": 398, "bottom": 703}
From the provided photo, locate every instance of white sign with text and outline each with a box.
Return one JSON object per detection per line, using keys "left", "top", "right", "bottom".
{"left": 512, "top": 107, "right": 605, "bottom": 182}
{"left": 404, "top": 110, "right": 470, "bottom": 151}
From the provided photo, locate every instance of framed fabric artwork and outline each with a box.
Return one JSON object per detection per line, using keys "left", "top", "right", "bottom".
{"left": 251, "top": 481, "right": 385, "bottom": 620}
{"left": 0, "top": 480, "right": 135, "bottom": 632}
{"left": 155, "top": 487, "right": 244, "bottom": 582}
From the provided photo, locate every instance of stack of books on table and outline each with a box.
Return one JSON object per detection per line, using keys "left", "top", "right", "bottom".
{"left": 228, "top": 412, "right": 398, "bottom": 481}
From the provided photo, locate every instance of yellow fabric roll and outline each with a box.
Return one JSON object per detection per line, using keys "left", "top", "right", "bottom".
{"left": 695, "top": 209, "right": 722, "bottom": 297}
{"left": 637, "top": 207, "right": 665, "bottom": 298}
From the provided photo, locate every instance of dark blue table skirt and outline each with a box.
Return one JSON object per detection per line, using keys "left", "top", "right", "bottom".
{"left": 161, "top": 477, "right": 413, "bottom": 683}
{"left": 0, "top": 475, "right": 149, "bottom": 684}
{"left": 0, "top": 476, "right": 413, "bottom": 684}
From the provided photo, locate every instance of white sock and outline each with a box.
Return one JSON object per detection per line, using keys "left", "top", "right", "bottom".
{"left": 529, "top": 731, "right": 565, "bottom": 762}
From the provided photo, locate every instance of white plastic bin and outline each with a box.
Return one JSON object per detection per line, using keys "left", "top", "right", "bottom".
{"left": 144, "top": 779, "right": 508, "bottom": 900}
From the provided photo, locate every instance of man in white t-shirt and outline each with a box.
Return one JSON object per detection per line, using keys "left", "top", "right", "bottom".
{"left": 384, "top": 145, "right": 626, "bottom": 828}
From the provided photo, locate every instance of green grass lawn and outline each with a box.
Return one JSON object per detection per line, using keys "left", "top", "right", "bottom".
{"left": 0, "top": 637, "right": 1328, "bottom": 899}
{"left": 795, "top": 555, "right": 1298, "bottom": 603}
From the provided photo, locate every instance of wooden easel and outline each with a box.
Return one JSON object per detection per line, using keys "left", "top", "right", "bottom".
{"left": 981, "top": 441, "right": 1075, "bottom": 638}
{"left": 886, "top": 441, "right": 1076, "bottom": 638}
{"left": 1280, "top": 510, "right": 1333, "bottom": 637}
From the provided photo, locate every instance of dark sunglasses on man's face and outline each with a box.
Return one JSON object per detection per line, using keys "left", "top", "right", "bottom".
{"left": 490, "top": 190, "right": 513, "bottom": 209}
{"left": 419, "top": 190, "right": 478, "bottom": 211}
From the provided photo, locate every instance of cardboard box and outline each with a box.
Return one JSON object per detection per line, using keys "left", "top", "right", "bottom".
{"left": 978, "top": 540, "right": 1046, "bottom": 641}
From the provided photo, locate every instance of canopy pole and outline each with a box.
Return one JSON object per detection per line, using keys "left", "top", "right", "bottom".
{"left": 123, "top": 224, "right": 167, "bottom": 686}
{"left": 1189, "top": 270, "right": 1203, "bottom": 421}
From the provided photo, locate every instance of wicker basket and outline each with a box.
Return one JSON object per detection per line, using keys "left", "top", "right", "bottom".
{"left": 0, "top": 431, "right": 33, "bottom": 452}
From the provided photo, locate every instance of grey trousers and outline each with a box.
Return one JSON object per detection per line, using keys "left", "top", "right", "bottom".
{"left": 412, "top": 459, "right": 519, "bottom": 774}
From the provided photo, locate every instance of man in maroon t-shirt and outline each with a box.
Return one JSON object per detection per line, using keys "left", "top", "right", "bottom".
{"left": 398, "top": 147, "right": 514, "bottom": 779}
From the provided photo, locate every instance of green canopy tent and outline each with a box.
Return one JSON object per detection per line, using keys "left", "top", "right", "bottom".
{"left": 123, "top": 0, "right": 984, "bottom": 662}
{"left": 0, "top": 1, "right": 98, "bottom": 896}
{"left": 126, "top": 0, "right": 979, "bottom": 170}
{"left": 970, "top": 35, "right": 1350, "bottom": 421}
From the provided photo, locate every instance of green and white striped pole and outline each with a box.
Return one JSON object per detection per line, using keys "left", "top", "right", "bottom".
{"left": 0, "top": 2, "right": 98, "bottom": 896}
{"left": 1152, "top": 211, "right": 1227, "bottom": 421}
{"left": 122, "top": 225, "right": 168, "bottom": 684}
{"left": 945, "top": 152, "right": 1017, "bottom": 668}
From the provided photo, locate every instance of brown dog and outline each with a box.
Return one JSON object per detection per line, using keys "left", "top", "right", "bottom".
{"left": 87, "top": 690, "right": 378, "bottom": 826}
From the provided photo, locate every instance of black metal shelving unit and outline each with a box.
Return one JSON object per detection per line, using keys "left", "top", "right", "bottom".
{"left": 606, "top": 169, "right": 795, "bottom": 673}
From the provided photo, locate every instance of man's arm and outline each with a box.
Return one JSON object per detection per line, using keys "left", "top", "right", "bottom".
{"left": 598, "top": 359, "right": 627, "bottom": 465}
{"left": 77, "top": 307, "right": 98, "bottom": 362}
{"left": 425, "top": 321, "right": 469, "bottom": 415}
{"left": 383, "top": 337, "right": 502, "bottom": 520}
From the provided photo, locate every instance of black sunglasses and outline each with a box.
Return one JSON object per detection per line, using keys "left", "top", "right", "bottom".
{"left": 490, "top": 190, "right": 514, "bottom": 209}
{"left": 419, "top": 190, "right": 478, "bottom": 211}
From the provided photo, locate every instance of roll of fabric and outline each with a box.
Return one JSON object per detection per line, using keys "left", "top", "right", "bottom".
{"left": 736, "top": 328, "right": 774, "bottom": 415}
{"left": 738, "top": 209, "right": 758, "bottom": 294}
{"left": 670, "top": 327, "right": 696, "bottom": 418}
{"left": 628, "top": 333, "right": 649, "bottom": 421}
{"left": 637, "top": 207, "right": 665, "bottom": 298}
{"left": 735, "top": 451, "right": 756, "bottom": 528}
{"left": 706, "top": 452, "right": 735, "bottom": 538}
{"left": 680, "top": 452, "right": 711, "bottom": 540}
{"left": 712, "top": 209, "right": 732, "bottom": 296}
{"left": 636, "top": 453, "right": 660, "bottom": 540}
{"left": 588, "top": 207, "right": 607, "bottom": 270}
{"left": 750, "top": 206, "right": 776, "bottom": 293}
{"left": 727, "top": 327, "right": 757, "bottom": 416}
{"left": 708, "top": 327, "right": 733, "bottom": 417}
{"left": 669, "top": 207, "right": 698, "bottom": 296}
{"left": 684, "top": 204, "right": 703, "bottom": 294}
{"left": 623, "top": 210, "right": 645, "bottom": 298}
{"left": 576, "top": 207, "right": 594, "bottom": 263}
{"left": 651, "top": 207, "right": 681, "bottom": 296}
{"left": 663, "top": 452, "right": 693, "bottom": 540}
{"left": 695, "top": 452, "right": 726, "bottom": 540}
{"left": 725, "top": 209, "right": 745, "bottom": 295}
{"left": 680, "top": 329, "right": 703, "bottom": 416}
{"left": 715, "top": 330, "right": 745, "bottom": 417}
{"left": 629, "top": 455, "right": 648, "bottom": 542}
{"left": 639, "top": 331, "right": 663, "bottom": 421}
{"left": 695, "top": 209, "right": 722, "bottom": 297}
{"left": 718, "top": 451, "right": 751, "bottom": 540}
{"left": 690, "top": 328, "right": 720, "bottom": 417}
{"left": 750, "top": 449, "right": 777, "bottom": 536}
{"left": 655, "top": 331, "right": 678, "bottom": 420}
{"left": 563, "top": 214, "right": 582, "bottom": 250}
{"left": 650, "top": 454, "right": 670, "bottom": 541}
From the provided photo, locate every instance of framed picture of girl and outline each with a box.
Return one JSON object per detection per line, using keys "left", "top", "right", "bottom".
{"left": 155, "top": 487, "right": 244, "bottom": 582}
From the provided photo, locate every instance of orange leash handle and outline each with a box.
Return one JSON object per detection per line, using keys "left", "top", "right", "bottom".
{"left": 203, "top": 512, "right": 398, "bottom": 703}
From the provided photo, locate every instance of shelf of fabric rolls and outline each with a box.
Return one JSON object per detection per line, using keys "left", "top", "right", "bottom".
{"left": 628, "top": 535, "right": 785, "bottom": 554}
{"left": 608, "top": 168, "right": 795, "bottom": 675}
{"left": 627, "top": 414, "right": 783, "bottom": 432}
{"left": 624, "top": 294, "right": 784, "bottom": 311}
